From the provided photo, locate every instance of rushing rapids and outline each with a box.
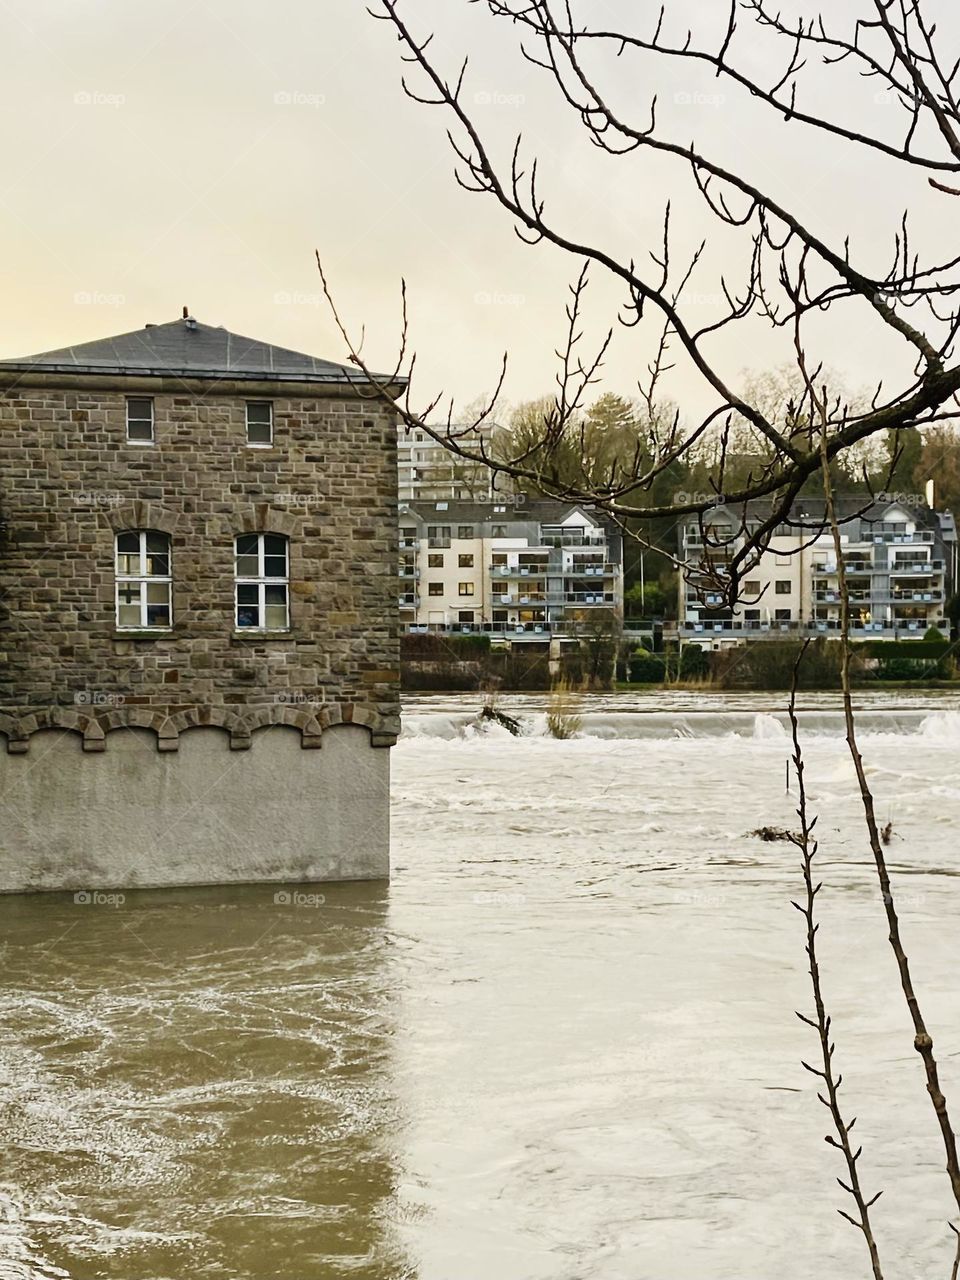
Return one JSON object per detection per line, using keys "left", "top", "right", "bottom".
{"left": 0, "top": 689, "right": 958, "bottom": 1279}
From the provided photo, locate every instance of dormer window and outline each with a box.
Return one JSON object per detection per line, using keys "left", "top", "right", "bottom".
{"left": 126, "top": 397, "right": 154, "bottom": 444}
{"left": 246, "top": 402, "right": 273, "bottom": 447}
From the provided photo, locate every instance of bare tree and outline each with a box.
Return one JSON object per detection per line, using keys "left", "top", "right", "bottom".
{"left": 318, "top": 2, "right": 960, "bottom": 1265}
{"left": 319, "top": 0, "right": 960, "bottom": 603}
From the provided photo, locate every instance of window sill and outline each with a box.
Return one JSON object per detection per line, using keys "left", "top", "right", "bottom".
{"left": 112, "top": 629, "right": 173, "bottom": 640}
{"left": 125, "top": 439, "right": 156, "bottom": 447}
{"left": 231, "top": 630, "right": 299, "bottom": 642}
{"left": 245, "top": 442, "right": 274, "bottom": 450}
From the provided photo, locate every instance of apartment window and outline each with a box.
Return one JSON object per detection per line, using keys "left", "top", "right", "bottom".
{"left": 428, "top": 582, "right": 443, "bottom": 597}
{"left": 458, "top": 553, "right": 474, "bottom": 568}
{"left": 458, "top": 610, "right": 475, "bottom": 623}
{"left": 126, "top": 397, "right": 154, "bottom": 444}
{"left": 115, "top": 531, "right": 171, "bottom": 628}
{"left": 457, "top": 525, "right": 474, "bottom": 540}
{"left": 744, "top": 609, "right": 761, "bottom": 621}
{"left": 458, "top": 582, "right": 475, "bottom": 597}
{"left": 235, "top": 533, "right": 289, "bottom": 630}
{"left": 246, "top": 402, "right": 273, "bottom": 446}
{"left": 427, "top": 525, "right": 451, "bottom": 548}
{"left": 492, "top": 553, "right": 507, "bottom": 566}
{"left": 775, "top": 580, "right": 791, "bottom": 594}
{"left": 776, "top": 555, "right": 791, "bottom": 566}
{"left": 744, "top": 580, "right": 761, "bottom": 594}
{"left": 775, "top": 608, "right": 792, "bottom": 621}
{"left": 428, "top": 553, "right": 444, "bottom": 568}
{"left": 491, "top": 525, "right": 507, "bottom": 537}
{"left": 493, "top": 609, "right": 508, "bottom": 623}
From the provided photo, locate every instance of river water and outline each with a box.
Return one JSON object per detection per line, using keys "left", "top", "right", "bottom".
{"left": 1, "top": 690, "right": 959, "bottom": 1279}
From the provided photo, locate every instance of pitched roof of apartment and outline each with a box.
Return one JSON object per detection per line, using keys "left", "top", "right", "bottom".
{"left": 401, "top": 498, "right": 607, "bottom": 524}
{"left": 0, "top": 317, "right": 400, "bottom": 385}
{"left": 705, "top": 494, "right": 942, "bottom": 530}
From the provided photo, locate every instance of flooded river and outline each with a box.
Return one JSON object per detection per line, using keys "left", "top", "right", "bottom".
{"left": 2, "top": 691, "right": 959, "bottom": 1279}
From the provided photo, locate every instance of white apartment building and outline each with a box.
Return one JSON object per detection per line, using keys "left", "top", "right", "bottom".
{"left": 678, "top": 498, "right": 956, "bottom": 648}
{"left": 400, "top": 500, "right": 623, "bottom": 641}
{"left": 397, "top": 423, "right": 508, "bottom": 502}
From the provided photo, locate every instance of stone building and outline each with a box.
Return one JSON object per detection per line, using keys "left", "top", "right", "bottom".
{"left": 0, "top": 315, "right": 401, "bottom": 892}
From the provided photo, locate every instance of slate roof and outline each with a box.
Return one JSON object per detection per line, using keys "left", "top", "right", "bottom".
{"left": 0, "top": 317, "right": 399, "bottom": 385}
{"left": 402, "top": 498, "right": 608, "bottom": 526}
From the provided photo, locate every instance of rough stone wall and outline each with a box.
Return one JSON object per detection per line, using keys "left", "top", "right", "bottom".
{"left": 0, "top": 376, "right": 400, "bottom": 750}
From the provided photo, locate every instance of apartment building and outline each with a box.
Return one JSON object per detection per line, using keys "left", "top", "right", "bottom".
{"left": 678, "top": 497, "right": 956, "bottom": 648}
{"left": 400, "top": 500, "right": 623, "bottom": 641}
{"left": 397, "top": 422, "right": 507, "bottom": 502}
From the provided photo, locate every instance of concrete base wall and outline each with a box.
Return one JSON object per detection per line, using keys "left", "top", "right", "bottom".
{"left": 0, "top": 724, "right": 389, "bottom": 893}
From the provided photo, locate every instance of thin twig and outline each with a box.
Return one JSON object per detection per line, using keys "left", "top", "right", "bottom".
{"left": 788, "top": 643, "right": 885, "bottom": 1277}
{"left": 820, "top": 422, "right": 960, "bottom": 1242}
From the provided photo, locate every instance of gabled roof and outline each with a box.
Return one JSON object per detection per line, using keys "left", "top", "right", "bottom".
{"left": 0, "top": 317, "right": 397, "bottom": 385}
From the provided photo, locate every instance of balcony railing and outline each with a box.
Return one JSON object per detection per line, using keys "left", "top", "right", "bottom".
{"left": 540, "top": 536, "right": 608, "bottom": 549}
{"left": 405, "top": 621, "right": 615, "bottom": 639}
{"left": 563, "top": 591, "right": 618, "bottom": 605}
{"left": 566, "top": 563, "right": 617, "bottom": 577}
{"left": 867, "top": 530, "right": 934, "bottom": 544}
{"left": 680, "top": 617, "right": 948, "bottom": 637}
{"left": 889, "top": 560, "right": 944, "bottom": 574}
{"left": 399, "top": 594, "right": 419, "bottom": 608}
{"left": 488, "top": 564, "right": 550, "bottom": 577}
{"left": 398, "top": 567, "right": 419, "bottom": 579}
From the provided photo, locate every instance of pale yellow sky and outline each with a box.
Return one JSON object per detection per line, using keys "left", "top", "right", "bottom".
{"left": 1, "top": 0, "right": 957, "bottom": 425}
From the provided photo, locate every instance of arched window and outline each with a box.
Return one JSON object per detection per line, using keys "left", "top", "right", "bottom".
{"left": 116, "top": 531, "right": 172, "bottom": 629}
{"left": 235, "top": 533, "right": 289, "bottom": 631}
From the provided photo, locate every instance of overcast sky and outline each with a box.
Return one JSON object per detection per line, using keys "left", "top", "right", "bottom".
{"left": 1, "top": 0, "right": 957, "bottom": 425}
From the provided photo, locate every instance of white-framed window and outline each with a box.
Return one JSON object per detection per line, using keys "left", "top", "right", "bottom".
{"left": 126, "top": 397, "right": 154, "bottom": 444}
{"left": 115, "top": 531, "right": 172, "bottom": 628}
{"left": 235, "top": 533, "right": 289, "bottom": 630}
{"left": 246, "top": 401, "right": 273, "bottom": 447}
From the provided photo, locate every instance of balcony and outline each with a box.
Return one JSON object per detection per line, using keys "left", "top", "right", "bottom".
{"left": 399, "top": 593, "right": 419, "bottom": 608}
{"left": 398, "top": 566, "right": 419, "bottom": 579}
{"left": 399, "top": 537, "right": 418, "bottom": 550}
